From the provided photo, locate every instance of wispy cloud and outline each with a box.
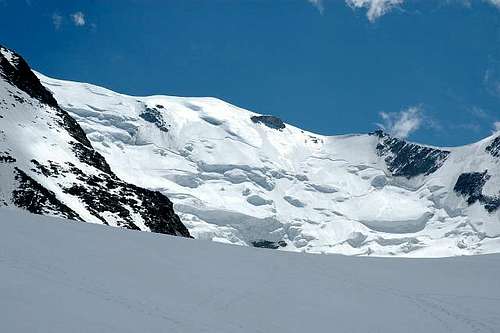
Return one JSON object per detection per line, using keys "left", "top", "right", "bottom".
{"left": 71, "top": 11, "right": 86, "bottom": 27}
{"left": 494, "top": 121, "right": 500, "bottom": 132}
{"left": 484, "top": 68, "right": 500, "bottom": 98}
{"left": 52, "top": 12, "right": 63, "bottom": 30}
{"left": 346, "top": 0, "right": 403, "bottom": 22}
{"left": 486, "top": 0, "right": 500, "bottom": 9}
{"left": 468, "top": 106, "right": 490, "bottom": 119}
{"left": 451, "top": 122, "right": 481, "bottom": 133}
{"left": 447, "top": 106, "right": 498, "bottom": 134}
{"left": 308, "top": 0, "right": 324, "bottom": 14}
{"left": 377, "top": 106, "right": 424, "bottom": 138}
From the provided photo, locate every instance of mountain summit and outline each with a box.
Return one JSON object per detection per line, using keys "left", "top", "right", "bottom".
{"left": 1, "top": 45, "right": 499, "bottom": 256}
{"left": 35, "top": 64, "right": 500, "bottom": 257}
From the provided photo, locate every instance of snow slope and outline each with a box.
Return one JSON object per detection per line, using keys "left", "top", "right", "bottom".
{"left": 1, "top": 207, "right": 499, "bottom": 333}
{"left": 37, "top": 72, "right": 500, "bottom": 257}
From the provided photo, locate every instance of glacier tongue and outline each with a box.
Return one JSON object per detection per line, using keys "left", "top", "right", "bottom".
{"left": 37, "top": 72, "right": 500, "bottom": 257}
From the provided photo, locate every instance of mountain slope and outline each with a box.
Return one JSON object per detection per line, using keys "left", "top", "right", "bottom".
{"left": 0, "top": 45, "right": 190, "bottom": 237}
{"left": 36, "top": 70, "right": 500, "bottom": 257}
{"left": 2, "top": 207, "right": 500, "bottom": 333}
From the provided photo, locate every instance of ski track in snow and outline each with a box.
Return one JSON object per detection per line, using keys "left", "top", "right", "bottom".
{"left": 1, "top": 208, "right": 500, "bottom": 332}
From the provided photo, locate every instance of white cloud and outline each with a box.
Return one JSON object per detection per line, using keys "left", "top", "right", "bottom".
{"left": 71, "top": 11, "right": 86, "bottom": 27}
{"left": 52, "top": 13, "right": 62, "bottom": 30}
{"left": 307, "top": 0, "right": 500, "bottom": 20}
{"left": 494, "top": 121, "right": 500, "bottom": 132}
{"left": 308, "top": 0, "right": 324, "bottom": 14}
{"left": 346, "top": 0, "right": 403, "bottom": 21}
{"left": 377, "top": 106, "right": 423, "bottom": 138}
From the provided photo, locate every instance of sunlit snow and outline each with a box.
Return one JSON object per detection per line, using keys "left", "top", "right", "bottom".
{"left": 37, "top": 72, "right": 500, "bottom": 257}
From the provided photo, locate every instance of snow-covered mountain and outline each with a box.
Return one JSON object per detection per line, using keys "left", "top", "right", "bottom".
{"left": 0, "top": 45, "right": 190, "bottom": 237}
{"left": 1, "top": 44, "right": 498, "bottom": 257}
{"left": 33, "top": 65, "right": 499, "bottom": 257}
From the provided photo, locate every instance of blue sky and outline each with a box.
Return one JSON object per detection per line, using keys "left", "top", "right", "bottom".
{"left": 0, "top": 0, "right": 499, "bottom": 146}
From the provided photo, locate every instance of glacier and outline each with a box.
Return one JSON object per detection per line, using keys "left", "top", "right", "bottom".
{"left": 34, "top": 71, "right": 500, "bottom": 257}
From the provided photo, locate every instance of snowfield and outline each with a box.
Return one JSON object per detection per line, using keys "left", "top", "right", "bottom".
{"left": 36, "top": 72, "right": 500, "bottom": 257}
{"left": 1, "top": 207, "right": 499, "bottom": 333}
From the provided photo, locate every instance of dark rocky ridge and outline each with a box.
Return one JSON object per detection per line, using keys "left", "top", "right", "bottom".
{"left": 13, "top": 168, "right": 83, "bottom": 220}
{"left": 251, "top": 240, "right": 287, "bottom": 249}
{"left": 372, "top": 130, "right": 450, "bottom": 178}
{"left": 139, "top": 106, "right": 169, "bottom": 132}
{"left": 0, "top": 45, "right": 92, "bottom": 148}
{"left": 70, "top": 142, "right": 113, "bottom": 174}
{"left": 0, "top": 150, "right": 15, "bottom": 163}
{"left": 0, "top": 45, "right": 191, "bottom": 237}
{"left": 453, "top": 171, "right": 500, "bottom": 213}
{"left": 251, "top": 115, "right": 286, "bottom": 130}
{"left": 60, "top": 161, "right": 190, "bottom": 235}
{"left": 486, "top": 135, "right": 500, "bottom": 158}
{"left": 0, "top": 47, "right": 57, "bottom": 107}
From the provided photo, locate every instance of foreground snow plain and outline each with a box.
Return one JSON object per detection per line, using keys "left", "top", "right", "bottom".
{"left": 1, "top": 207, "right": 499, "bottom": 333}
{"left": 36, "top": 72, "right": 500, "bottom": 257}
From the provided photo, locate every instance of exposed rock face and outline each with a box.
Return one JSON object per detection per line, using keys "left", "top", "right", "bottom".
{"left": 486, "top": 135, "right": 500, "bottom": 158}
{"left": 454, "top": 171, "right": 500, "bottom": 213}
{"left": 251, "top": 115, "right": 286, "bottom": 130}
{"left": 61, "top": 162, "right": 189, "bottom": 235}
{"left": 372, "top": 130, "right": 450, "bottom": 178}
{"left": 13, "top": 168, "right": 83, "bottom": 220}
{"left": 139, "top": 106, "right": 169, "bottom": 132}
{"left": 0, "top": 47, "right": 58, "bottom": 107}
{"left": 0, "top": 46, "right": 92, "bottom": 148}
{"left": 70, "top": 142, "right": 112, "bottom": 174}
{"left": 0, "top": 150, "right": 15, "bottom": 163}
{"left": 0, "top": 44, "right": 191, "bottom": 238}
{"left": 251, "top": 240, "right": 287, "bottom": 249}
